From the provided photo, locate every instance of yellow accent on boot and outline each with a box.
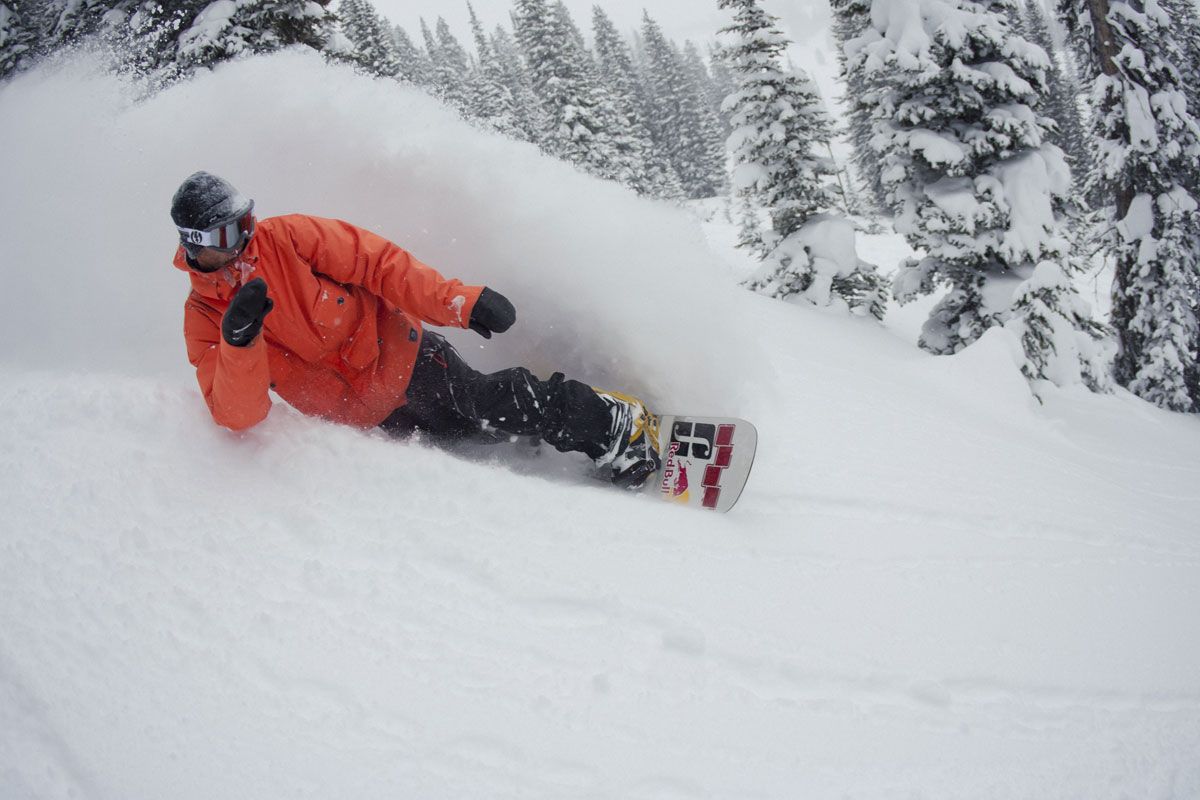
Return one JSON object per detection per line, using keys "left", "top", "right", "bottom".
{"left": 594, "top": 388, "right": 659, "bottom": 449}
{"left": 588, "top": 388, "right": 657, "bottom": 470}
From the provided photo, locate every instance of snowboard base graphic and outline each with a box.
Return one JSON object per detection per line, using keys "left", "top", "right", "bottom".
{"left": 645, "top": 415, "right": 757, "bottom": 513}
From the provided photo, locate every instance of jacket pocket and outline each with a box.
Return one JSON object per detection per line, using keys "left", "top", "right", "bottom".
{"left": 340, "top": 306, "right": 380, "bottom": 372}
{"left": 311, "top": 276, "right": 361, "bottom": 341}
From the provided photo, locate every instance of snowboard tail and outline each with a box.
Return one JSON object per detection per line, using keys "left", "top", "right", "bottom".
{"left": 644, "top": 415, "right": 757, "bottom": 513}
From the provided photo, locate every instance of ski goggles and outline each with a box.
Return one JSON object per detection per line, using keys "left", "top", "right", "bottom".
{"left": 177, "top": 203, "right": 256, "bottom": 258}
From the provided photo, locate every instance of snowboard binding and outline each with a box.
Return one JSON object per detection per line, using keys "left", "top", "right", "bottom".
{"left": 594, "top": 389, "right": 662, "bottom": 490}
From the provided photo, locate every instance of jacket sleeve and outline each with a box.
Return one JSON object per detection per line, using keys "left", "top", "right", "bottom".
{"left": 282, "top": 215, "right": 484, "bottom": 328}
{"left": 184, "top": 298, "right": 272, "bottom": 431}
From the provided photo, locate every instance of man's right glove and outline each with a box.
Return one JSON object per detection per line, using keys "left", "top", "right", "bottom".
{"left": 469, "top": 287, "right": 516, "bottom": 339}
{"left": 222, "top": 277, "right": 274, "bottom": 347}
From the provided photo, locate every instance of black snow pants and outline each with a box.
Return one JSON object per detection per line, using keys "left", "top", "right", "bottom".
{"left": 379, "top": 330, "right": 612, "bottom": 460}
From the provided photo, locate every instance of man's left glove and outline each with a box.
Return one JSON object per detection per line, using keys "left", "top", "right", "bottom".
{"left": 469, "top": 287, "right": 516, "bottom": 339}
{"left": 222, "top": 277, "right": 274, "bottom": 347}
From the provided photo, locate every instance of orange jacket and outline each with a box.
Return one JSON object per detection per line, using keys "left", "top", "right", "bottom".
{"left": 176, "top": 215, "right": 483, "bottom": 431}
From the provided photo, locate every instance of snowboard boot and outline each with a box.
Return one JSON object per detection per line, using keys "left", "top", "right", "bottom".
{"left": 594, "top": 389, "right": 662, "bottom": 489}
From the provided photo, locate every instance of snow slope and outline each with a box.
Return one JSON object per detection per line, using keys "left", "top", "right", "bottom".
{"left": 2, "top": 51, "right": 1200, "bottom": 799}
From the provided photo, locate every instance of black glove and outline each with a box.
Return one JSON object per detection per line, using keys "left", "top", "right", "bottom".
{"left": 469, "top": 287, "right": 516, "bottom": 339}
{"left": 222, "top": 277, "right": 274, "bottom": 347}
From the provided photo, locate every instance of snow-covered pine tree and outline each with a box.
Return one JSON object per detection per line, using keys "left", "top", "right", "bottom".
{"left": 639, "top": 12, "right": 726, "bottom": 199}
{"left": 420, "top": 17, "right": 473, "bottom": 114}
{"left": 176, "top": 0, "right": 335, "bottom": 76}
{"left": 39, "top": 0, "right": 185, "bottom": 82}
{"left": 802, "top": 68, "right": 866, "bottom": 220}
{"left": 829, "top": 0, "right": 890, "bottom": 214}
{"left": 720, "top": 0, "right": 886, "bottom": 318}
{"left": 466, "top": 3, "right": 523, "bottom": 139}
{"left": 42, "top": 0, "right": 120, "bottom": 50}
{"left": 851, "top": 0, "right": 1108, "bottom": 377}
{"left": 490, "top": 24, "right": 549, "bottom": 146}
{"left": 996, "top": 1, "right": 1111, "bottom": 392}
{"left": 513, "top": 0, "right": 591, "bottom": 160}
{"left": 682, "top": 42, "right": 721, "bottom": 127}
{"left": 707, "top": 42, "right": 739, "bottom": 140}
{"left": 38, "top": 0, "right": 333, "bottom": 86}
{"left": 720, "top": 0, "right": 836, "bottom": 244}
{"left": 1021, "top": 1, "right": 1090, "bottom": 183}
{"left": 337, "top": 0, "right": 399, "bottom": 78}
{"left": 52, "top": 0, "right": 202, "bottom": 87}
{"left": 119, "top": 0, "right": 197, "bottom": 83}
{"left": 1163, "top": 0, "right": 1200, "bottom": 198}
{"left": 419, "top": 21, "right": 445, "bottom": 101}
{"left": 591, "top": 5, "right": 682, "bottom": 198}
{"left": 390, "top": 25, "right": 432, "bottom": 87}
{"left": 1159, "top": 0, "right": 1200, "bottom": 152}
{"left": 512, "top": 0, "right": 641, "bottom": 185}
{"left": 243, "top": 0, "right": 334, "bottom": 56}
{"left": 734, "top": 195, "right": 767, "bottom": 253}
{"left": 551, "top": 0, "right": 588, "bottom": 64}
{"left": 1006, "top": 260, "right": 1113, "bottom": 390}
{"left": 0, "top": 0, "right": 43, "bottom": 79}
{"left": 590, "top": 9, "right": 643, "bottom": 116}
{"left": 1060, "top": 0, "right": 1200, "bottom": 410}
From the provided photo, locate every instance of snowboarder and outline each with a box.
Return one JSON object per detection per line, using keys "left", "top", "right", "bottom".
{"left": 170, "top": 171, "right": 660, "bottom": 487}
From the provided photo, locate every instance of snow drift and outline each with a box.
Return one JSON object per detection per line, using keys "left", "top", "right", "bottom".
{"left": 2, "top": 50, "right": 1200, "bottom": 799}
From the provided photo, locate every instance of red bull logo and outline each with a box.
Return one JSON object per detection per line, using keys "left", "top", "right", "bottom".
{"left": 660, "top": 442, "right": 691, "bottom": 503}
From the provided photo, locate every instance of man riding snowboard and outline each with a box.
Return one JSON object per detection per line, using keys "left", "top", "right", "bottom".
{"left": 171, "top": 171, "right": 661, "bottom": 487}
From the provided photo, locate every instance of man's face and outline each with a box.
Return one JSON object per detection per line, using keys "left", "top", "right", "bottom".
{"left": 178, "top": 206, "right": 256, "bottom": 273}
{"left": 190, "top": 246, "right": 242, "bottom": 273}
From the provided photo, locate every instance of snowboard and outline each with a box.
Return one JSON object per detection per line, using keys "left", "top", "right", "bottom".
{"left": 645, "top": 415, "right": 757, "bottom": 513}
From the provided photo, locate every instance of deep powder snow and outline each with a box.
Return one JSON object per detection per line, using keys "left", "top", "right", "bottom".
{"left": 2, "top": 51, "right": 1199, "bottom": 799}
